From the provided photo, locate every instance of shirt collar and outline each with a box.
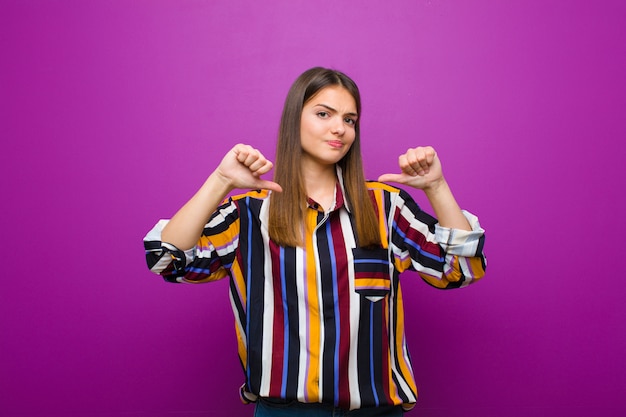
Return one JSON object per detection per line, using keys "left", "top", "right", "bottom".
{"left": 305, "top": 165, "right": 351, "bottom": 213}
{"left": 335, "top": 165, "right": 351, "bottom": 213}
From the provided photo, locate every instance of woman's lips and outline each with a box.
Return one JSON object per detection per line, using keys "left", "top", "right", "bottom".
{"left": 328, "top": 140, "right": 343, "bottom": 148}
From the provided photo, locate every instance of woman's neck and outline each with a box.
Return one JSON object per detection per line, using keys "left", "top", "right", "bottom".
{"left": 302, "top": 163, "right": 337, "bottom": 210}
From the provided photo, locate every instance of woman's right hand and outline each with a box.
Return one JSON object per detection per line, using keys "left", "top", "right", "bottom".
{"left": 161, "top": 144, "right": 281, "bottom": 250}
{"left": 215, "top": 144, "right": 282, "bottom": 193}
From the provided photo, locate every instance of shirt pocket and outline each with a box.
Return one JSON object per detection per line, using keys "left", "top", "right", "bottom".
{"left": 352, "top": 247, "right": 391, "bottom": 302}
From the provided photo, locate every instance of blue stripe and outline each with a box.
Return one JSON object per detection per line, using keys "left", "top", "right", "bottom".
{"left": 245, "top": 199, "right": 253, "bottom": 383}
{"left": 280, "top": 246, "right": 289, "bottom": 397}
{"left": 392, "top": 221, "right": 444, "bottom": 262}
{"left": 354, "top": 258, "right": 388, "bottom": 264}
{"left": 187, "top": 267, "right": 211, "bottom": 274}
{"left": 326, "top": 221, "right": 341, "bottom": 406}
{"left": 369, "top": 302, "right": 380, "bottom": 406}
{"left": 187, "top": 261, "right": 232, "bottom": 275}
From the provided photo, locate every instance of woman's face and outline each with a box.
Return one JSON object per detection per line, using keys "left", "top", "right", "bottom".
{"left": 299, "top": 86, "right": 358, "bottom": 170}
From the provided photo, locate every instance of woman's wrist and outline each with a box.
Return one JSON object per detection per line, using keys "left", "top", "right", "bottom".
{"left": 423, "top": 177, "right": 449, "bottom": 198}
{"left": 205, "top": 171, "right": 235, "bottom": 199}
{"left": 423, "top": 178, "right": 471, "bottom": 230}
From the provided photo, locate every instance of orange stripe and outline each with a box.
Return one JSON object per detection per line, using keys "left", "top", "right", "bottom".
{"left": 304, "top": 209, "right": 320, "bottom": 400}
{"left": 228, "top": 261, "right": 248, "bottom": 367}
{"left": 419, "top": 271, "right": 449, "bottom": 289}
{"left": 374, "top": 189, "right": 389, "bottom": 249}
{"left": 393, "top": 284, "right": 417, "bottom": 395}
{"left": 368, "top": 180, "right": 400, "bottom": 194}
{"left": 354, "top": 277, "right": 390, "bottom": 288}
{"left": 468, "top": 256, "right": 487, "bottom": 280}
{"left": 230, "top": 261, "right": 247, "bottom": 308}
{"left": 207, "top": 217, "right": 240, "bottom": 250}
{"left": 235, "top": 319, "right": 247, "bottom": 370}
{"left": 393, "top": 253, "right": 413, "bottom": 272}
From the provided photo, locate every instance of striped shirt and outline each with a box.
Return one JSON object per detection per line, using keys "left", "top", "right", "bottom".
{"left": 143, "top": 173, "right": 486, "bottom": 410}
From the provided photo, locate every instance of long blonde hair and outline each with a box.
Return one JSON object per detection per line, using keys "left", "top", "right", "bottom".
{"left": 268, "top": 67, "right": 380, "bottom": 248}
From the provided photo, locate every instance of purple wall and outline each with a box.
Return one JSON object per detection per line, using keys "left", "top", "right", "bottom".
{"left": 2, "top": 1, "right": 625, "bottom": 416}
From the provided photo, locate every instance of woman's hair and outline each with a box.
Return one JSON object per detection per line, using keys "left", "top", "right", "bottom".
{"left": 268, "top": 67, "right": 381, "bottom": 248}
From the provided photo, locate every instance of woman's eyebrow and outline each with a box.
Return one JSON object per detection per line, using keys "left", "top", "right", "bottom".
{"left": 315, "top": 103, "right": 358, "bottom": 118}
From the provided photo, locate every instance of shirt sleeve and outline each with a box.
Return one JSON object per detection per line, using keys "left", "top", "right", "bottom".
{"left": 143, "top": 198, "right": 240, "bottom": 283}
{"left": 389, "top": 189, "right": 486, "bottom": 289}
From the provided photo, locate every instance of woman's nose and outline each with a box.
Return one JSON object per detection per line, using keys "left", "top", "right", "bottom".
{"left": 331, "top": 118, "right": 345, "bottom": 135}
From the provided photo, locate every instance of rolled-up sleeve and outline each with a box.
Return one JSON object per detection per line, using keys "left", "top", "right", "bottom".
{"left": 434, "top": 210, "right": 485, "bottom": 258}
{"left": 143, "top": 199, "right": 240, "bottom": 284}
{"left": 432, "top": 210, "right": 486, "bottom": 288}
{"left": 390, "top": 190, "right": 486, "bottom": 289}
{"left": 143, "top": 220, "right": 198, "bottom": 282}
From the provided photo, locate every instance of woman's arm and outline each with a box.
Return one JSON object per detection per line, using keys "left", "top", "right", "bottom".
{"left": 161, "top": 144, "right": 282, "bottom": 250}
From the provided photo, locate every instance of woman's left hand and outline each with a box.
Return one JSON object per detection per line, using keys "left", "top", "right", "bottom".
{"left": 377, "top": 146, "right": 445, "bottom": 190}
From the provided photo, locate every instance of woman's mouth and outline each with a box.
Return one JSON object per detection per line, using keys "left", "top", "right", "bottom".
{"left": 328, "top": 140, "right": 343, "bottom": 149}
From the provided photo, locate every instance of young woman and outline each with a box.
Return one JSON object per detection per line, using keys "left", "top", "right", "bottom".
{"left": 144, "top": 67, "right": 486, "bottom": 416}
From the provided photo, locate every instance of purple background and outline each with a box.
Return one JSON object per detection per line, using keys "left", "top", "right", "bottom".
{"left": 2, "top": 1, "right": 625, "bottom": 416}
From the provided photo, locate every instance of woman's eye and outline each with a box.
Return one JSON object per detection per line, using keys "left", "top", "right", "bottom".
{"left": 317, "top": 111, "right": 329, "bottom": 118}
{"left": 345, "top": 118, "right": 356, "bottom": 125}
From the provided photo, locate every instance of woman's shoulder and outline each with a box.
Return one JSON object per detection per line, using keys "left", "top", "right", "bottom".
{"left": 365, "top": 180, "right": 401, "bottom": 194}
{"left": 216, "top": 189, "right": 270, "bottom": 216}
{"left": 230, "top": 189, "right": 271, "bottom": 202}
{"left": 364, "top": 180, "right": 417, "bottom": 207}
